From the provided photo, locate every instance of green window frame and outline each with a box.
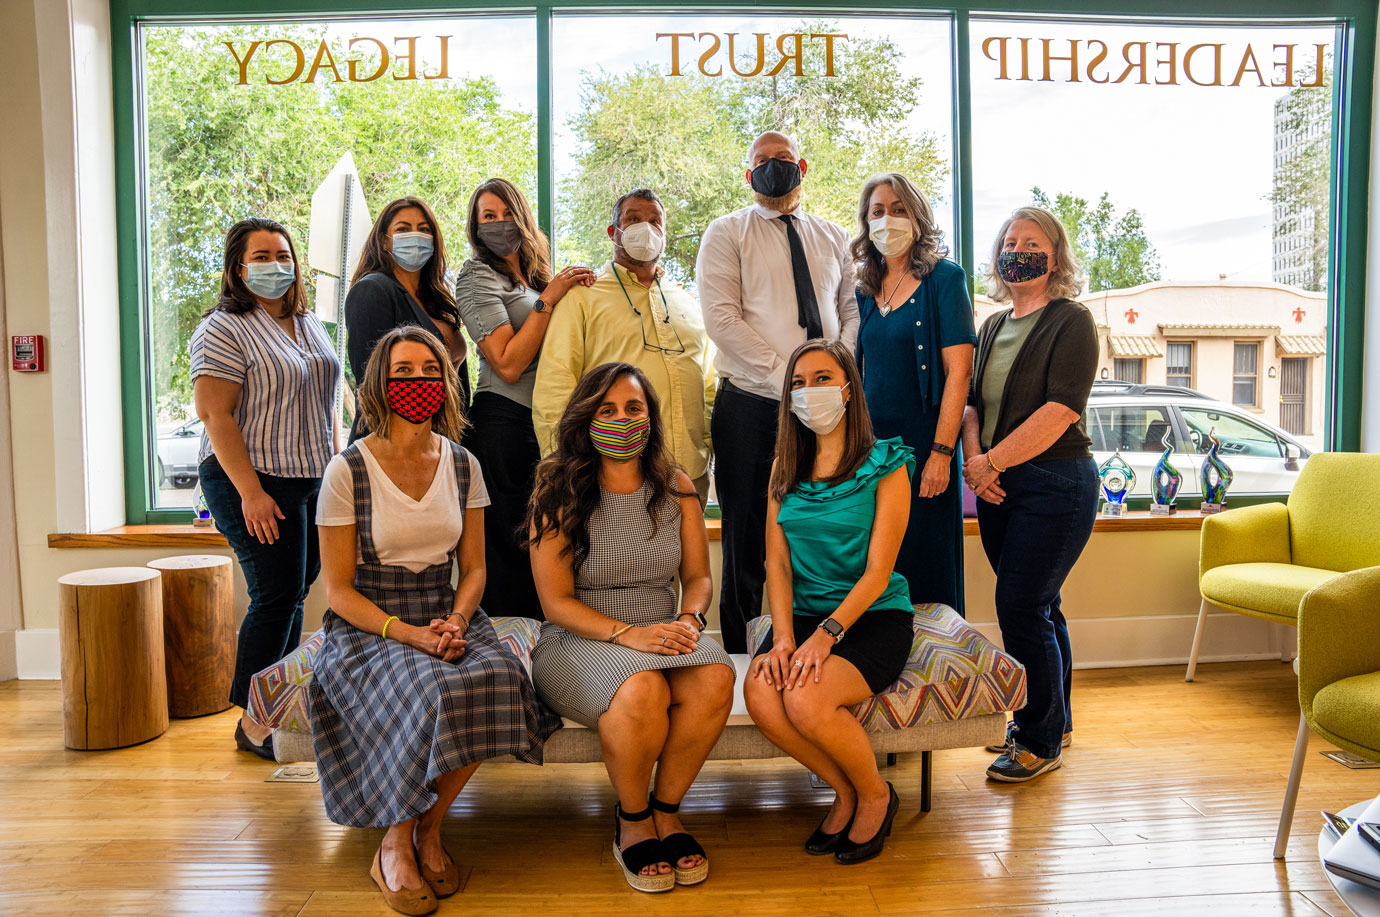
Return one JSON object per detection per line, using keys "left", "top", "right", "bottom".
{"left": 111, "top": 0, "right": 1376, "bottom": 522}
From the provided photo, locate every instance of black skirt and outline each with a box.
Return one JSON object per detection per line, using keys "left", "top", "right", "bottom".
{"left": 752, "top": 609, "right": 913, "bottom": 695}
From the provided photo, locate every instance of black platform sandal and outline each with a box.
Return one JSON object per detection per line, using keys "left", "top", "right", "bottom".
{"left": 612, "top": 804, "right": 674, "bottom": 893}
{"left": 649, "top": 794, "right": 709, "bottom": 885}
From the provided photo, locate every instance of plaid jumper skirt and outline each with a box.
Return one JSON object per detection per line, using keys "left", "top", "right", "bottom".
{"left": 309, "top": 440, "right": 559, "bottom": 828}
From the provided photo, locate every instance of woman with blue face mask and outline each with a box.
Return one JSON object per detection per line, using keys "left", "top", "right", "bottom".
{"left": 190, "top": 217, "right": 341, "bottom": 759}
{"left": 960, "top": 205, "right": 1099, "bottom": 784}
{"left": 744, "top": 338, "right": 914, "bottom": 866}
{"left": 345, "top": 196, "right": 469, "bottom": 442}
{"left": 527, "top": 362, "right": 733, "bottom": 894}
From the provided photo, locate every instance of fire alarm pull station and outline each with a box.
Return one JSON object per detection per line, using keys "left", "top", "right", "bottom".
{"left": 12, "top": 335, "right": 45, "bottom": 372}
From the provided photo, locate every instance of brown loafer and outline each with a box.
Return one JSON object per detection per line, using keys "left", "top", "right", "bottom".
{"left": 370, "top": 847, "right": 438, "bottom": 915}
{"left": 417, "top": 843, "right": 461, "bottom": 897}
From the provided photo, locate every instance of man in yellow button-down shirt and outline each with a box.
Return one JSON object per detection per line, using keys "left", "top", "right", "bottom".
{"left": 531, "top": 188, "right": 716, "bottom": 501}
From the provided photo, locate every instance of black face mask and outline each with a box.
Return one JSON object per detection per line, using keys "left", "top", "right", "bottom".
{"left": 750, "top": 158, "right": 802, "bottom": 198}
{"left": 476, "top": 220, "right": 523, "bottom": 257}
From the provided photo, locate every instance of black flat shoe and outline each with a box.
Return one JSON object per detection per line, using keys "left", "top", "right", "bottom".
{"left": 805, "top": 805, "right": 854, "bottom": 855}
{"left": 235, "top": 720, "right": 275, "bottom": 760}
{"left": 834, "top": 782, "right": 900, "bottom": 865}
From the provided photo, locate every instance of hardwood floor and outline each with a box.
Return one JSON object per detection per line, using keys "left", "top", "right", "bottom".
{"left": 1, "top": 662, "right": 1375, "bottom": 915}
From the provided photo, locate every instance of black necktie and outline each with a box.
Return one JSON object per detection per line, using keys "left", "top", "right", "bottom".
{"left": 779, "top": 214, "right": 824, "bottom": 340}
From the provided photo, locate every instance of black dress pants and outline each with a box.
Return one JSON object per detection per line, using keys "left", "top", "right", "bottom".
{"left": 464, "top": 392, "right": 543, "bottom": 620}
{"left": 711, "top": 381, "right": 779, "bottom": 653}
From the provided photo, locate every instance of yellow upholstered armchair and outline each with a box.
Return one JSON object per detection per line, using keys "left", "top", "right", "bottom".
{"left": 1272, "top": 565, "right": 1380, "bottom": 857}
{"left": 1185, "top": 452, "right": 1380, "bottom": 682}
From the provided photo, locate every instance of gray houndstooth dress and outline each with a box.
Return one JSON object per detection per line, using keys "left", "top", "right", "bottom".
{"left": 309, "top": 441, "right": 560, "bottom": 828}
{"left": 530, "top": 483, "right": 735, "bottom": 727}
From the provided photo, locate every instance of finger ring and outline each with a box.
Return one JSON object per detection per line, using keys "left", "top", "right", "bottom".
{"left": 792, "top": 660, "right": 804, "bottom": 667}
{"left": 659, "top": 636, "right": 667, "bottom": 646}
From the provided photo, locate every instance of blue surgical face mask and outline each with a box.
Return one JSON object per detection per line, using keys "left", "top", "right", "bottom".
{"left": 391, "top": 231, "right": 435, "bottom": 272}
{"left": 243, "top": 261, "right": 296, "bottom": 300}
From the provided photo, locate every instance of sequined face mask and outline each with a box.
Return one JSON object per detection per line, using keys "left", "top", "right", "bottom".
{"left": 996, "top": 251, "right": 1050, "bottom": 283}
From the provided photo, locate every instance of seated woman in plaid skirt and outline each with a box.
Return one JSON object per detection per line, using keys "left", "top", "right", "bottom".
{"left": 310, "top": 326, "right": 559, "bottom": 916}
{"left": 528, "top": 362, "right": 735, "bottom": 894}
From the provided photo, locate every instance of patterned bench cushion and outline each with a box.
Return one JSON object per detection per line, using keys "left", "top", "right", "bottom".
{"left": 746, "top": 604, "right": 1026, "bottom": 732}
{"left": 248, "top": 616, "right": 543, "bottom": 734}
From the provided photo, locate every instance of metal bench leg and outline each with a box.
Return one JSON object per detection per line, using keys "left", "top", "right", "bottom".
{"left": 886, "top": 753, "right": 896, "bottom": 767}
{"left": 921, "top": 750, "right": 932, "bottom": 812}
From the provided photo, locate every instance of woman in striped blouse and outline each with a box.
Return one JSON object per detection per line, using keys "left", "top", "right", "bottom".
{"left": 191, "top": 217, "right": 341, "bottom": 759}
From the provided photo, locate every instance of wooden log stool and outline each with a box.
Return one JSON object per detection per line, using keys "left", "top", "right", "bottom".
{"left": 147, "top": 555, "right": 235, "bottom": 718}
{"left": 58, "top": 567, "right": 168, "bottom": 749}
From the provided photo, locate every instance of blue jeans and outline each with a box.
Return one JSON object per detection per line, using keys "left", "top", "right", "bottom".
{"left": 199, "top": 457, "right": 322, "bottom": 709}
{"left": 975, "top": 457, "right": 1098, "bottom": 760}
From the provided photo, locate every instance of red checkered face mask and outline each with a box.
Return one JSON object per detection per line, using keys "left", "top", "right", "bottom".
{"left": 386, "top": 377, "right": 446, "bottom": 425}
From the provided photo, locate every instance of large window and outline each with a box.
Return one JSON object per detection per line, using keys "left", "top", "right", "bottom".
{"left": 113, "top": 3, "right": 1372, "bottom": 521}
{"left": 137, "top": 16, "right": 537, "bottom": 508}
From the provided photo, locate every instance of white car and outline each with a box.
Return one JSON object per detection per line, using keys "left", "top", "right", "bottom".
{"left": 1086, "top": 383, "right": 1310, "bottom": 498}
{"left": 156, "top": 418, "right": 203, "bottom": 488}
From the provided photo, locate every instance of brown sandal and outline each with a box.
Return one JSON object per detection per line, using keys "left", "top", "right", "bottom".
{"left": 370, "top": 847, "right": 439, "bottom": 915}
{"left": 417, "top": 843, "right": 461, "bottom": 898}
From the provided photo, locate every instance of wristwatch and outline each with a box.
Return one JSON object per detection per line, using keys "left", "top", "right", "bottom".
{"left": 931, "top": 442, "right": 955, "bottom": 457}
{"left": 818, "top": 617, "right": 845, "bottom": 644}
{"left": 679, "top": 610, "right": 708, "bottom": 632}
{"left": 532, "top": 298, "right": 550, "bottom": 313}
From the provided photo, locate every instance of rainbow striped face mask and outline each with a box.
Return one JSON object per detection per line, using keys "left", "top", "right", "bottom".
{"left": 589, "top": 416, "right": 650, "bottom": 461}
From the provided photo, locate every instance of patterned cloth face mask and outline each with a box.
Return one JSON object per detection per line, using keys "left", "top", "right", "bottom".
{"left": 589, "top": 416, "right": 651, "bottom": 461}
{"left": 996, "top": 250, "right": 1050, "bottom": 283}
{"left": 386, "top": 377, "right": 446, "bottom": 425}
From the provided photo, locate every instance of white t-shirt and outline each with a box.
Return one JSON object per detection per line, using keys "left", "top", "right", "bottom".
{"left": 317, "top": 439, "right": 491, "bottom": 573}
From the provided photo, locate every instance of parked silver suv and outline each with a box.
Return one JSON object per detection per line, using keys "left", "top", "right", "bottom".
{"left": 1086, "top": 382, "right": 1310, "bottom": 497}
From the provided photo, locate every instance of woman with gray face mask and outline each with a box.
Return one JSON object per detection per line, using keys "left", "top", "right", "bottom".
{"left": 454, "top": 178, "right": 594, "bottom": 621}
{"left": 345, "top": 196, "right": 469, "bottom": 442}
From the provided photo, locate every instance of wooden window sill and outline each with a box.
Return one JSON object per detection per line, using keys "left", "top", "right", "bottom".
{"left": 48, "top": 511, "right": 1203, "bottom": 549}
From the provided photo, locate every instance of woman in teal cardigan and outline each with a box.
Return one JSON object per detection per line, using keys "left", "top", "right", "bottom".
{"left": 745, "top": 338, "right": 914, "bottom": 867}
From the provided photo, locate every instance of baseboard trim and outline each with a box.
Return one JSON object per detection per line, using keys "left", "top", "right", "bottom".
{"left": 969, "top": 611, "right": 1289, "bottom": 670}
{"left": 16, "top": 628, "right": 60, "bottom": 680}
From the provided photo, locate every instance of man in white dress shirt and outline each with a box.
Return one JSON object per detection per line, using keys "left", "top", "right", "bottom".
{"left": 695, "top": 131, "right": 859, "bottom": 653}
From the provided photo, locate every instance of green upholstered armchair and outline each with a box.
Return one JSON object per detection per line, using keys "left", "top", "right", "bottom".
{"left": 1185, "top": 452, "right": 1380, "bottom": 682}
{"left": 1272, "top": 565, "right": 1380, "bottom": 858}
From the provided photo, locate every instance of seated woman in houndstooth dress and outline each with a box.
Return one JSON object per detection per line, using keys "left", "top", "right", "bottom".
{"left": 527, "top": 362, "right": 735, "bottom": 894}
{"left": 310, "top": 326, "right": 558, "bottom": 917}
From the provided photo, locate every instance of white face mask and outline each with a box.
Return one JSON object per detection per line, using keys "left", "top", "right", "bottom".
{"left": 790, "top": 383, "right": 849, "bottom": 435}
{"left": 618, "top": 222, "right": 665, "bottom": 262}
{"left": 869, "top": 214, "right": 915, "bottom": 259}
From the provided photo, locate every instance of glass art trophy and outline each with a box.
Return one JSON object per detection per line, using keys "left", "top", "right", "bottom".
{"left": 1150, "top": 428, "right": 1183, "bottom": 516}
{"left": 1199, "top": 427, "right": 1234, "bottom": 515}
{"left": 1098, "top": 450, "right": 1135, "bottom": 517}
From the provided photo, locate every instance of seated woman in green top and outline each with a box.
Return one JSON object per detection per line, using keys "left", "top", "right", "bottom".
{"left": 745, "top": 339, "right": 914, "bottom": 867}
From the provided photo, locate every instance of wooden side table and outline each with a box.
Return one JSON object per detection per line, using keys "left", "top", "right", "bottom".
{"left": 147, "top": 555, "right": 234, "bottom": 717}
{"left": 58, "top": 567, "right": 168, "bottom": 749}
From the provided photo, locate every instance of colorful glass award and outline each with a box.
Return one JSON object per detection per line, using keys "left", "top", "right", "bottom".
{"left": 1098, "top": 450, "right": 1135, "bottom": 516}
{"left": 1150, "top": 428, "right": 1183, "bottom": 516}
{"left": 1199, "top": 427, "right": 1234, "bottom": 514}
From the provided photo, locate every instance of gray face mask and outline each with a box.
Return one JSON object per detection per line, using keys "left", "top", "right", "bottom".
{"left": 476, "top": 220, "right": 523, "bottom": 257}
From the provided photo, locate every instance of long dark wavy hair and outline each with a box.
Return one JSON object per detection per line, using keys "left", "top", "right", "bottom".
{"left": 352, "top": 196, "right": 461, "bottom": 329}
{"left": 211, "top": 217, "right": 309, "bottom": 317}
{"left": 466, "top": 178, "right": 551, "bottom": 293}
{"left": 850, "top": 172, "right": 949, "bottom": 298}
{"left": 525, "top": 362, "right": 689, "bottom": 573}
{"left": 768, "top": 340, "right": 876, "bottom": 502}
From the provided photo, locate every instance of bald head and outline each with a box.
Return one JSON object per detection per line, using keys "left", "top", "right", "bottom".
{"left": 747, "top": 131, "right": 800, "bottom": 167}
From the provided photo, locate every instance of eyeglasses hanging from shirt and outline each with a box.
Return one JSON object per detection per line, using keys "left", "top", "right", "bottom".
{"left": 611, "top": 262, "right": 686, "bottom": 355}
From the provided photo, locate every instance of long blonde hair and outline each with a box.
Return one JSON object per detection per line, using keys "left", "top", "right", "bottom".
{"left": 356, "top": 326, "right": 469, "bottom": 442}
{"left": 983, "top": 205, "right": 1084, "bottom": 303}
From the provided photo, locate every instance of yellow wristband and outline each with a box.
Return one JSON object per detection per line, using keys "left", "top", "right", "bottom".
{"left": 381, "top": 615, "right": 400, "bottom": 640}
